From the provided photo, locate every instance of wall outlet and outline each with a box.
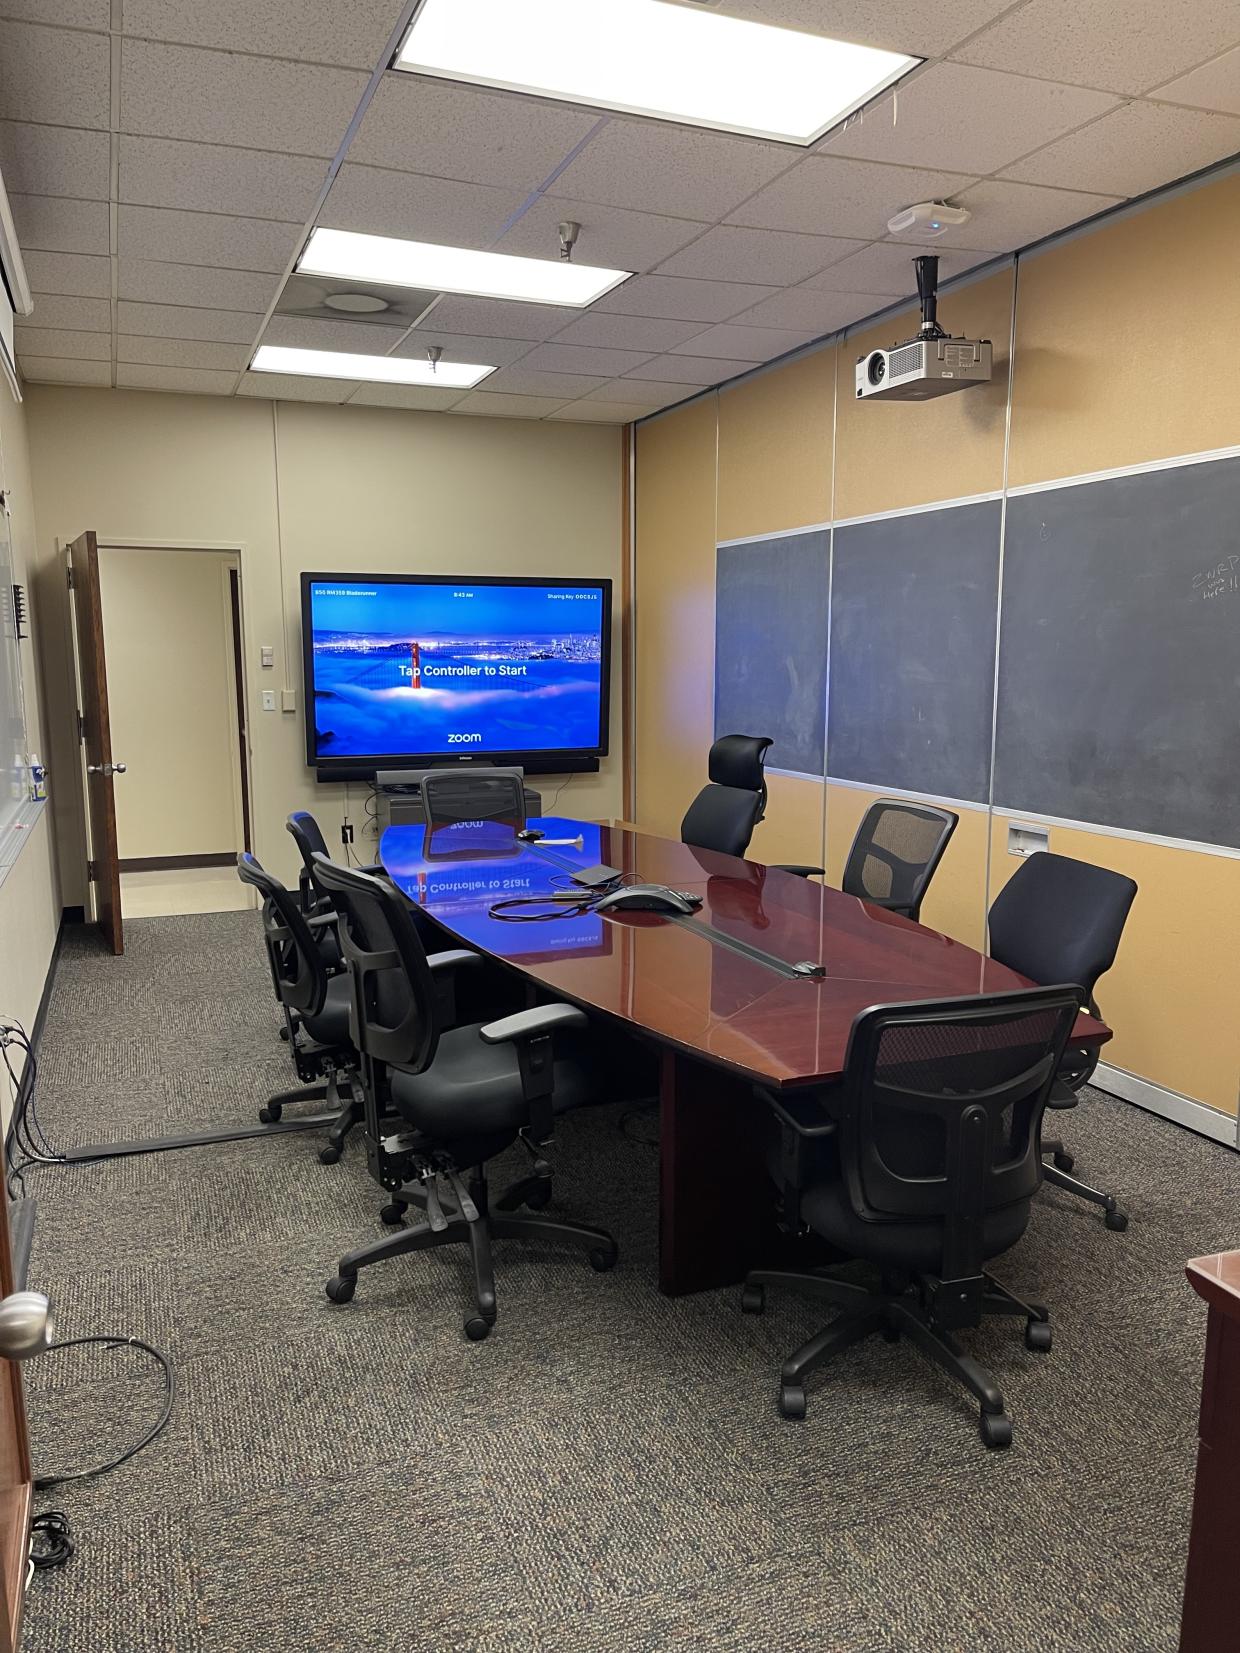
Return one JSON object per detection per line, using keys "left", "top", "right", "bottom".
{"left": 341, "top": 822, "right": 354, "bottom": 845}
{"left": 261, "top": 690, "right": 276, "bottom": 712}
{"left": 1008, "top": 822, "right": 1049, "bottom": 857}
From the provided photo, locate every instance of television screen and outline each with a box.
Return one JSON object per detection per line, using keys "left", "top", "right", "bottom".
{"left": 302, "top": 574, "right": 611, "bottom": 773}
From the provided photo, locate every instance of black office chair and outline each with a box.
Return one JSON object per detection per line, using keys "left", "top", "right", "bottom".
{"left": 742, "top": 985, "right": 1082, "bottom": 1449}
{"left": 774, "top": 800, "right": 958, "bottom": 922}
{"left": 421, "top": 768, "right": 527, "bottom": 831}
{"left": 236, "top": 852, "right": 363, "bottom": 1164}
{"left": 313, "top": 854, "right": 621, "bottom": 1340}
{"left": 988, "top": 850, "right": 1138, "bottom": 1231}
{"left": 680, "top": 734, "right": 773, "bottom": 858}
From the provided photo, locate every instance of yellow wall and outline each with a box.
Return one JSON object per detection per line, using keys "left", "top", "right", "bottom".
{"left": 633, "top": 166, "right": 1240, "bottom": 1122}
{"left": 25, "top": 388, "right": 625, "bottom": 896}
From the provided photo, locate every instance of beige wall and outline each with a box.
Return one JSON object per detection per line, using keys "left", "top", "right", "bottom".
{"left": 633, "top": 165, "right": 1240, "bottom": 1123}
{"left": 97, "top": 546, "right": 242, "bottom": 859}
{"left": 24, "top": 388, "right": 625, "bottom": 895}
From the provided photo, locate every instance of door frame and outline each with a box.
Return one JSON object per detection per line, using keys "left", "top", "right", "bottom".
{"left": 79, "top": 537, "right": 256, "bottom": 901}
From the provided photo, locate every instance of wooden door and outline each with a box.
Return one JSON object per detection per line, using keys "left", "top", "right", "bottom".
{"left": 68, "top": 531, "right": 123, "bottom": 954}
{"left": 0, "top": 1193, "right": 33, "bottom": 1653}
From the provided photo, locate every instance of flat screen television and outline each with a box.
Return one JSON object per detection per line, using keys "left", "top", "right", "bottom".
{"left": 302, "top": 573, "right": 612, "bottom": 779}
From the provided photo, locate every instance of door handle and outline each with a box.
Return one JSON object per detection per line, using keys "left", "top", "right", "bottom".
{"left": 86, "top": 762, "right": 127, "bottom": 777}
{"left": 0, "top": 1291, "right": 53, "bottom": 1361}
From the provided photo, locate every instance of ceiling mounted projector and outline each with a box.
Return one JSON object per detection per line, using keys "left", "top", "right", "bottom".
{"left": 856, "top": 255, "right": 992, "bottom": 403}
{"left": 887, "top": 201, "right": 971, "bottom": 238}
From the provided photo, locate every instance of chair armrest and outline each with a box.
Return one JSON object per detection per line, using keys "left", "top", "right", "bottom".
{"left": 427, "top": 949, "right": 485, "bottom": 975}
{"left": 762, "top": 1088, "right": 838, "bottom": 1139}
{"left": 1047, "top": 1078, "right": 1079, "bottom": 1109}
{"left": 759, "top": 1088, "right": 838, "bottom": 1227}
{"left": 769, "top": 864, "right": 826, "bottom": 879}
{"left": 479, "top": 1004, "right": 588, "bottom": 1044}
{"left": 307, "top": 911, "right": 337, "bottom": 929}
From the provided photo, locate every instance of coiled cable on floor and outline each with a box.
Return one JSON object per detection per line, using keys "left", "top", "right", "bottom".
{"left": 33, "top": 1336, "right": 175, "bottom": 1490}
{"left": 29, "top": 1511, "right": 74, "bottom": 1570}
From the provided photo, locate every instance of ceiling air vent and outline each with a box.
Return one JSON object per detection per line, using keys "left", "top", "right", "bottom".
{"left": 273, "top": 273, "right": 440, "bottom": 329}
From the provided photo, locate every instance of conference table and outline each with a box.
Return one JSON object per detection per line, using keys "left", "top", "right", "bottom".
{"left": 379, "top": 816, "right": 1110, "bottom": 1296}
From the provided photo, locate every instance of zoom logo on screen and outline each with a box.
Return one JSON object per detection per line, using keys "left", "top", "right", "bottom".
{"left": 447, "top": 732, "right": 484, "bottom": 744}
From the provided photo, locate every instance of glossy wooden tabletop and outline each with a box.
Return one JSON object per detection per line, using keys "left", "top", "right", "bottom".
{"left": 380, "top": 817, "right": 1110, "bottom": 1091}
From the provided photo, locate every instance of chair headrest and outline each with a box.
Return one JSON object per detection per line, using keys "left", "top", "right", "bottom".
{"left": 708, "top": 734, "right": 773, "bottom": 792}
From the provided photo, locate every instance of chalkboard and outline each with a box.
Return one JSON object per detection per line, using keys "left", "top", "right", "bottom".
{"left": 828, "top": 500, "right": 1002, "bottom": 802}
{"left": 714, "top": 529, "right": 829, "bottom": 776}
{"left": 994, "top": 455, "right": 1240, "bottom": 847}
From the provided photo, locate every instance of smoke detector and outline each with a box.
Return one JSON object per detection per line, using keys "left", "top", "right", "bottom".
{"left": 887, "top": 201, "right": 971, "bottom": 238}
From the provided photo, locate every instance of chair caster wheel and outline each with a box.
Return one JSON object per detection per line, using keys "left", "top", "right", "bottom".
{"left": 1025, "top": 1319, "right": 1052, "bottom": 1353}
{"left": 588, "top": 1244, "right": 618, "bottom": 1273}
{"left": 279, "top": 1026, "right": 291, "bottom": 1042}
{"left": 740, "top": 1284, "right": 765, "bottom": 1315}
{"left": 525, "top": 1183, "right": 552, "bottom": 1211}
{"left": 979, "top": 1410, "right": 1013, "bottom": 1449}
{"left": 778, "top": 1383, "right": 807, "bottom": 1421}
{"left": 1105, "top": 1208, "right": 1128, "bottom": 1232}
{"left": 258, "top": 1103, "right": 282, "bottom": 1124}
{"left": 1052, "top": 1149, "right": 1074, "bottom": 1172}
{"left": 463, "top": 1315, "right": 492, "bottom": 1342}
{"left": 325, "top": 1275, "right": 356, "bottom": 1304}
{"left": 379, "top": 1202, "right": 407, "bottom": 1226}
{"left": 318, "top": 1144, "right": 342, "bottom": 1165}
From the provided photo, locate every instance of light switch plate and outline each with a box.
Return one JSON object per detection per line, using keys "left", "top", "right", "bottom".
{"left": 260, "top": 645, "right": 275, "bottom": 669}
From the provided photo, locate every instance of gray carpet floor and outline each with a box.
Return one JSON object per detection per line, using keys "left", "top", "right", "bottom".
{"left": 16, "top": 912, "right": 1240, "bottom": 1652}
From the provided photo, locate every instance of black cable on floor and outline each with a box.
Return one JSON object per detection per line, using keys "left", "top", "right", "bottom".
{"left": 29, "top": 1512, "right": 74, "bottom": 1570}
{"left": 34, "top": 1336, "right": 175, "bottom": 1490}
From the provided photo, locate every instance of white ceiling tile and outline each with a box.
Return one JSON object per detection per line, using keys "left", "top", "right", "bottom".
{"left": 0, "top": 21, "right": 109, "bottom": 129}
{"left": 119, "top": 136, "right": 329, "bottom": 222}
{"left": 350, "top": 76, "right": 600, "bottom": 188}
{"left": 591, "top": 274, "right": 778, "bottom": 323}
{"left": 944, "top": 178, "right": 1123, "bottom": 249}
{"left": 23, "top": 293, "right": 111, "bottom": 331}
{"left": 18, "top": 356, "right": 111, "bottom": 386}
{"left": 237, "top": 373, "right": 359, "bottom": 402}
{"left": 121, "top": 0, "right": 400, "bottom": 70}
{"left": 22, "top": 251, "right": 111, "bottom": 299}
{"left": 263, "top": 315, "right": 410, "bottom": 353}
{"left": 547, "top": 119, "right": 798, "bottom": 220}
{"left": 481, "top": 367, "right": 605, "bottom": 398}
{"left": 3, "top": 1, "right": 108, "bottom": 24}
{"left": 117, "top": 336, "right": 251, "bottom": 370}
{"left": 713, "top": 1, "right": 1022, "bottom": 56}
{"left": 588, "top": 378, "right": 693, "bottom": 407}
{"left": 1001, "top": 101, "right": 1240, "bottom": 196}
{"left": 547, "top": 402, "right": 651, "bottom": 423}
{"left": 0, "top": 121, "right": 110, "bottom": 200}
{"left": 1151, "top": 45, "right": 1240, "bottom": 115}
{"left": 628, "top": 355, "right": 753, "bottom": 385}
{"left": 12, "top": 326, "right": 110, "bottom": 360}
{"left": 952, "top": 0, "right": 1240, "bottom": 96}
{"left": 725, "top": 155, "right": 977, "bottom": 239}
{"left": 670, "top": 322, "right": 804, "bottom": 361}
{"left": 656, "top": 225, "right": 862, "bottom": 284}
{"left": 497, "top": 198, "right": 707, "bottom": 275}
{"left": 345, "top": 384, "right": 468, "bottom": 411}
{"left": 452, "top": 392, "right": 571, "bottom": 419}
{"left": 394, "top": 330, "right": 533, "bottom": 368}
{"left": 117, "top": 205, "right": 300, "bottom": 273}
{"left": 119, "top": 39, "right": 369, "bottom": 157}
{"left": 825, "top": 64, "right": 1120, "bottom": 172}
{"left": 10, "top": 194, "right": 109, "bottom": 254}
{"left": 806, "top": 242, "right": 998, "bottom": 297}
{"left": 116, "top": 302, "right": 259, "bottom": 344}
{"left": 118, "top": 260, "right": 278, "bottom": 313}
{"left": 730, "top": 287, "right": 892, "bottom": 332}
{"left": 548, "top": 313, "right": 705, "bottom": 353}
{"left": 519, "top": 342, "right": 657, "bottom": 376}
{"left": 421, "top": 296, "right": 580, "bottom": 341}
{"left": 320, "top": 165, "right": 525, "bottom": 250}
{"left": 116, "top": 363, "right": 238, "bottom": 395}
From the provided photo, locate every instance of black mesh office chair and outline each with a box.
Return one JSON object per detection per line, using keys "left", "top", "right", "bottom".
{"left": 988, "top": 851, "right": 1138, "bottom": 1231}
{"left": 742, "top": 986, "right": 1081, "bottom": 1449}
{"left": 774, "top": 800, "right": 958, "bottom": 921}
{"left": 313, "top": 854, "right": 621, "bottom": 1340}
{"left": 236, "top": 852, "right": 363, "bottom": 1164}
{"left": 421, "top": 769, "right": 527, "bottom": 831}
{"left": 680, "top": 734, "right": 773, "bottom": 858}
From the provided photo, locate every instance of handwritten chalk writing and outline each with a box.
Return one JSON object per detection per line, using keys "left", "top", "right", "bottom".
{"left": 1191, "top": 556, "right": 1239, "bottom": 601}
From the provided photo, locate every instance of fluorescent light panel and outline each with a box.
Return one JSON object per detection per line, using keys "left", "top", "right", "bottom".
{"left": 298, "top": 227, "right": 630, "bottom": 308}
{"left": 250, "top": 344, "right": 494, "bottom": 388}
{"left": 395, "top": 0, "right": 921, "bottom": 146}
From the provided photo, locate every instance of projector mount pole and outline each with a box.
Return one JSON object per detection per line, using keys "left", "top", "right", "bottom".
{"left": 914, "top": 254, "right": 947, "bottom": 340}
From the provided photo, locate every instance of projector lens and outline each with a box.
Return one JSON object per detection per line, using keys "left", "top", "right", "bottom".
{"left": 867, "top": 352, "right": 886, "bottom": 386}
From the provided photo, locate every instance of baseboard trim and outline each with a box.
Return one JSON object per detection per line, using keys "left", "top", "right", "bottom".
{"left": 1094, "top": 1063, "right": 1238, "bottom": 1148}
{"left": 119, "top": 853, "right": 236, "bottom": 872}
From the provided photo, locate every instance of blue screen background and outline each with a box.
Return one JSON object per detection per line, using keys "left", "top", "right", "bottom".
{"left": 307, "top": 580, "right": 606, "bottom": 759}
